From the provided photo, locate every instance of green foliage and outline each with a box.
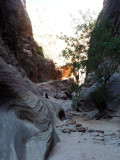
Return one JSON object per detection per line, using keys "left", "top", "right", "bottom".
{"left": 59, "top": 11, "right": 96, "bottom": 72}
{"left": 91, "top": 86, "right": 106, "bottom": 112}
{"left": 34, "top": 40, "right": 45, "bottom": 56}
{"left": 86, "top": 18, "right": 120, "bottom": 83}
{"left": 36, "top": 46, "right": 44, "bottom": 56}
{"left": 67, "top": 83, "right": 82, "bottom": 108}
{"left": 67, "top": 83, "right": 81, "bottom": 93}
{"left": 59, "top": 12, "right": 120, "bottom": 111}
{"left": 72, "top": 93, "right": 82, "bottom": 108}
{"left": 86, "top": 18, "right": 120, "bottom": 111}
{"left": 59, "top": 12, "right": 120, "bottom": 85}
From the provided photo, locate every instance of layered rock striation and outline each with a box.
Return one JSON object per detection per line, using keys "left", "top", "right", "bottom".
{"left": 0, "top": 0, "right": 61, "bottom": 159}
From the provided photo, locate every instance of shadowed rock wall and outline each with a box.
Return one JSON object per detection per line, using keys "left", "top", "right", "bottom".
{"left": 0, "top": 0, "right": 61, "bottom": 159}
{"left": 102, "top": 0, "right": 120, "bottom": 34}
{"left": 0, "top": 0, "right": 38, "bottom": 82}
{"left": 0, "top": 0, "right": 62, "bottom": 83}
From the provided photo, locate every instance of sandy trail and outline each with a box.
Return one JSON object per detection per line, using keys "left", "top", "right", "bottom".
{"left": 48, "top": 112, "right": 120, "bottom": 160}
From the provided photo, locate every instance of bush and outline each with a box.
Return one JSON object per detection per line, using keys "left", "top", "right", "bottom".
{"left": 67, "top": 83, "right": 81, "bottom": 93}
{"left": 72, "top": 93, "right": 82, "bottom": 108}
{"left": 67, "top": 83, "right": 82, "bottom": 108}
{"left": 36, "top": 46, "right": 44, "bottom": 56}
{"left": 58, "top": 11, "right": 95, "bottom": 72}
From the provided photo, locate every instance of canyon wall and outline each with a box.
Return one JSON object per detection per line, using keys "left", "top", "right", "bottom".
{"left": 0, "top": 0, "right": 61, "bottom": 159}
{"left": 102, "top": 0, "right": 120, "bottom": 34}
{"left": 0, "top": 0, "right": 62, "bottom": 83}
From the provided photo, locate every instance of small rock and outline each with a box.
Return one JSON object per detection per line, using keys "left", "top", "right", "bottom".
{"left": 55, "top": 124, "right": 63, "bottom": 128}
{"left": 77, "top": 126, "right": 86, "bottom": 133}
{"left": 65, "top": 123, "right": 69, "bottom": 126}
{"left": 95, "top": 130, "right": 104, "bottom": 133}
{"left": 62, "top": 128, "right": 71, "bottom": 134}
{"left": 72, "top": 129, "right": 76, "bottom": 132}
{"left": 68, "top": 125, "right": 74, "bottom": 129}
{"left": 69, "top": 120, "right": 76, "bottom": 125}
{"left": 92, "top": 133, "right": 99, "bottom": 137}
{"left": 82, "top": 113, "right": 87, "bottom": 117}
{"left": 86, "top": 129, "right": 94, "bottom": 132}
{"left": 93, "top": 137, "right": 104, "bottom": 141}
{"left": 68, "top": 125, "right": 76, "bottom": 132}
{"left": 98, "top": 133, "right": 104, "bottom": 137}
{"left": 75, "top": 123, "right": 82, "bottom": 128}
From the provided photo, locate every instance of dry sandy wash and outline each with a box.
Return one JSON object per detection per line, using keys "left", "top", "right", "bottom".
{"left": 48, "top": 109, "right": 120, "bottom": 160}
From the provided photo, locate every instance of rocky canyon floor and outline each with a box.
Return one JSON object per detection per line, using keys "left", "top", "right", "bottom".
{"left": 48, "top": 100, "right": 120, "bottom": 160}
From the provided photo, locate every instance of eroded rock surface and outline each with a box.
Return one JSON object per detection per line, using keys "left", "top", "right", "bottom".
{"left": 102, "top": 0, "right": 120, "bottom": 34}
{"left": 0, "top": 0, "right": 61, "bottom": 159}
{"left": 0, "top": 0, "right": 62, "bottom": 83}
{"left": 37, "top": 79, "right": 75, "bottom": 99}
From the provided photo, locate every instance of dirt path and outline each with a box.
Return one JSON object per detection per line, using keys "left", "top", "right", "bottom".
{"left": 48, "top": 111, "right": 120, "bottom": 160}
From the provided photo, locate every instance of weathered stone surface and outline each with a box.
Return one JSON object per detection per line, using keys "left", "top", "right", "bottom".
{"left": 77, "top": 73, "right": 120, "bottom": 115}
{"left": 77, "top": 127, "right": 86, "bottom": 133}
{"left": 0, "top": 0, "right": 62, "bottom": 83}
{"left": 0, "top": 39, "right": 61, "bottom": 159}
{"left": 80, "top": 0, "right": 120, "bottom": 113}
{"left": 0, "top": 0, "right": 62, "bottom": 159}
{"left": 102, "top": 0, "right": 120, "bottom": 34}
{"left": 37, "top": 59, "right": 62, "bottom": 82}
{"left": 0, "top": 0, "right": 39, "bottom": 82}
{"left": 37, "top": 79, "right": 75, "bottom": 99}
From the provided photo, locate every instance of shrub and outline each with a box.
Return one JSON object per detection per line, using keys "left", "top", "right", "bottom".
{"left": 67, "top": 83, "right": 81, "bottom": 93}
{"left": 36, "top": 46, "right": 44, "bottom": 56}
{"left": 72, "top": 93, "right": 82, "bottom": 108}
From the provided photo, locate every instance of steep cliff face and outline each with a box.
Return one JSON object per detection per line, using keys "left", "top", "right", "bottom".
{"left": 102, "top": 0, "right": 120, "bottom": 34}
{"left": 0, "top": 0, "right": 39, "bottom": 82}
{"left": 83, "top": 0, "right": 120, "bottom": 113}
{"left": 0, "top": 0, "right": 62, "bottom": 82}
{"left": 0, "top": 0, "right": 62, "bottom": 159}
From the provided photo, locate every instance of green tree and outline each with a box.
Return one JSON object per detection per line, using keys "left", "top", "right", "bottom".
{"left": 59, "top": 12, "right": 120, "bottom": 84}
{"left": 59, "top": 11, "right": 96, "bottom": 72}
{"left": 59, "top": 12, "right": 120, "bottom": 111}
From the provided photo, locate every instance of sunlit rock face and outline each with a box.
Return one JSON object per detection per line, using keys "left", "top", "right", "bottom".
{"left": 0, "top": 0, "right": 62, "bottom": 83}
{"left": 102, "top": 0, "right": 120, "bottom": 34}
{"left": 0, "top": 0, "right": 61, "bottom": 159}
{"left": 0, "top": 0, "right": 39, "bottom": 82}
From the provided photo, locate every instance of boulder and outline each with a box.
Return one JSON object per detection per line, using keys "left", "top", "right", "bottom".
{"left": 78, "top": 73, "right": 120, "bottom": 116}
